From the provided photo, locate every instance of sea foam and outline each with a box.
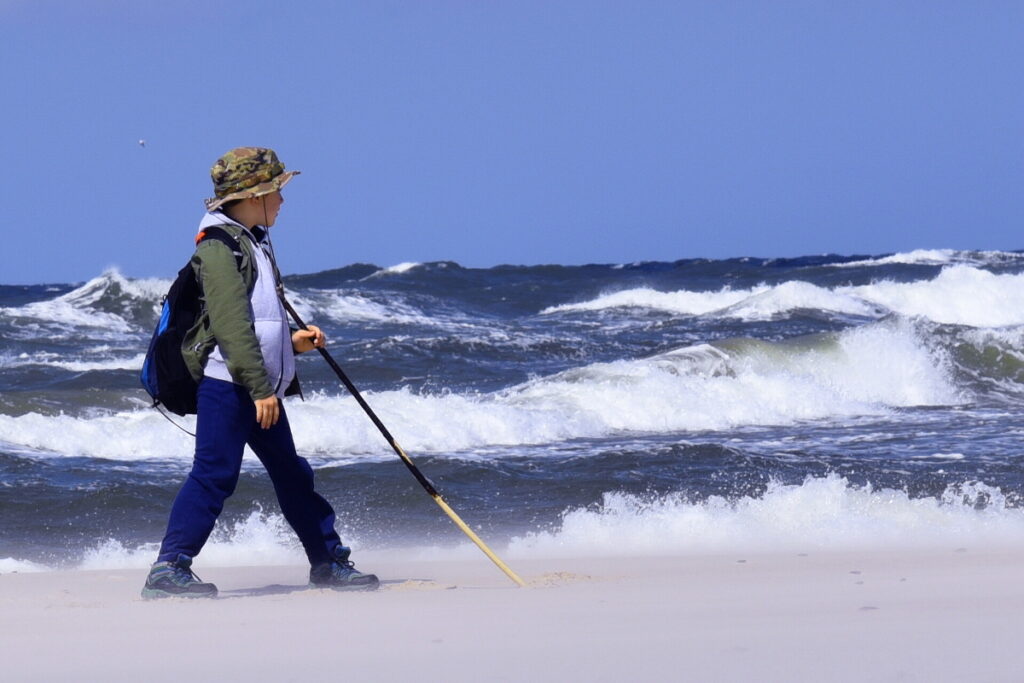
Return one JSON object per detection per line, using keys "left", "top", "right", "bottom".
{"left": 289, "top": 288, "right": 451, "bottom": 327}
{"left": 507, "top": 474, "right": 1024, "bottom": 557}
{"left": 6, "top": 475, "right": 1017, "bottom": 571}
{"left": 849, "top": 265, "right": 1024, "bottom": 327}
{"left": 0, "top": 351, "right": 146, "bottom": 372}
{"left": 545, "top": 265, "right": 1024, "bottom": 327}
{"left": 0, "top": 319, "right": 958, "bottom": 461}
{"left": 77, "top": 510, "right": 311, "bottom": 570}
{"left": 543, "top": 281, "right": 877, "bottom": 320}
{"left": 833, "top": 248, "right": 1022, "bottom": 269}
{"left": 366, "top": 262, "right": 423, "bottom": 277}
{"left": 0, "top": 269, "right": 168, "bottom": 337}
{"left": 0, "top": 557, "right": 50, "bottom": 573}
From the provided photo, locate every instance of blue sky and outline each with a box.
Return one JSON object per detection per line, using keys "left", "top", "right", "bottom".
{"left": 1, "top": 1, "right": 1021, "bottom": 284}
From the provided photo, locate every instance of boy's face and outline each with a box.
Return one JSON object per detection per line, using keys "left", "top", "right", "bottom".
{"left": 261, "top": 190, "right": 284, "bottom": 227}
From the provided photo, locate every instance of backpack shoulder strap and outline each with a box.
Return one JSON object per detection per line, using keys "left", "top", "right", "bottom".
{"left": 195, "top": 225, "right": 245, "bottom": 271}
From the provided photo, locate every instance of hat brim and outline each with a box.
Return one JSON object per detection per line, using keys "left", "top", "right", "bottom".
{"left": 205, "top": 170, "right": 300, "bottom": 211}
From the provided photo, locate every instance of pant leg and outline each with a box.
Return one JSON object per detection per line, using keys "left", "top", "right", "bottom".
{"left": 246, "top": 403, "right": 342, "bottom": 566}
{"left": 157, "top": 378, "right": 249, "bottom": 562}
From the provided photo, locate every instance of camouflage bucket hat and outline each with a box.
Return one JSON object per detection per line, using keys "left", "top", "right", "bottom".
{"left": 205, "top": 147, "right": 300, "bottom": 211}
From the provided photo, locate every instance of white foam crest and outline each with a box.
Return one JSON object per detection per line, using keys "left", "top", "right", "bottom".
{"left": 0, "top": 410, "right": 197, "bottom": 460}
{"left": 1, "top": 322, "right": 958, "bottom": 459}
{"left": 0, "top": 269, "right": 168, "bottom": 333}
{"left": 300, "top": 290, "right": 436, "bottom": 326}
{"left": 544, "top": 282, "right": 877, "bottom": 321}
{"left": 0, "top": 351, "right": 145, "bottom": 372}
{"left": 849, "top": 265, "right": 1024, "bottom": 327}
{"left": 495, "top": 321, "right": 956, "bottom": 437}
{"left": 0, "top": 557, "right": 49, "bottom": 573}
{"left": 78, "top": 539, "right": 159, "bottom": 570}
{"left": 11, "top": 478, "right": 1021, "bottom": 570}
{"left": 365, "top": 262, "right": 423, "bottom": 278}
{"left": 544, "top": 265, "right": 1024, "bottom": 327}
{"left": 834, "top": 249, "right": 1022, "bottom": 269}
{"left": 78, "top": 510, "right": 308, "bottom": 570}
{"left": 543, "top": 286, "right": 753, "bottom": 315}
{"left": 836, "top": 249, "right": 957, "bottom": 267}
{"left": 3, "top": 297, "right": 132, "bottom": 332}
{"left": 959, "top": 327, "right": 1024, "bottom": 374}
{"left": 290, "top": 320, "right": 956, "bottom": 454}
{"left": 56, "top": 269, "right": 168, "bottom": 307}
{"left": 719, "top": 280, "right": 880, "bottom": 320}
{"left": 508, "top": 475, "right": 1024, "bottom": 557}
{"left": 276, "top": 288, "right": 319, "bottom": 328}
{"left": 764, "top": 320, "right": 960, "bottom": 407}
{"left": 961, "top": 326, "right": 1024, "bottom": 348}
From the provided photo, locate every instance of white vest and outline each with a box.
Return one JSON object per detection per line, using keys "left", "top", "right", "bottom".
{"left": 199, "top": 212, "right": 296, "bottom": 398}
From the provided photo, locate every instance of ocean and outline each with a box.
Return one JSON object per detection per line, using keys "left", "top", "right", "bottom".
{"left": 4, "top": 248, "right": 1024, "bottom": 572}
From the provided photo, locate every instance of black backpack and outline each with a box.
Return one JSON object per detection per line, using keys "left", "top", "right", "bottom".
{"left": 140, "top": 226, "right": 246, "bottom": 416}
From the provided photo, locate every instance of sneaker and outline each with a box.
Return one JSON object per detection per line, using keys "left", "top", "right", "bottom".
{"left": 141, "top": 554, "right": 218, "bottom": 599}
{"left": 309, "top": 545, "right": 379, "bottom": 591}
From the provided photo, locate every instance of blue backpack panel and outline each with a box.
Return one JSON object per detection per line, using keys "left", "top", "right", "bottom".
{"left": 140, "top": 226, "right": 243, "bottom": 416}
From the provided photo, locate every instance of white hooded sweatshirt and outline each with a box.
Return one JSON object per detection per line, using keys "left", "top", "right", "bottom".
{"left": 198, "top": 211, "right": 296, "bottom": 398}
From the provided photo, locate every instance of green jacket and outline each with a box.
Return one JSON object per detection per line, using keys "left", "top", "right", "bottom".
{"left": 181, "top": 222, "right": 295, "bottom": 401}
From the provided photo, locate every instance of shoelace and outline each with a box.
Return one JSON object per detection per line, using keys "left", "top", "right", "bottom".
{"left": 333, "top": 559, "right": 359, "bottom": 576}
{"left": 172, "top": 564, "right": 206, "bottom": 586}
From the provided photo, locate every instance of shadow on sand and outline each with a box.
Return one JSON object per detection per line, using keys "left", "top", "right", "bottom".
{"left": 217, "top": 578, "right": 419, "bottom": 599}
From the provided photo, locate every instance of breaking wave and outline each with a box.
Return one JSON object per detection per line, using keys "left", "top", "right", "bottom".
{"left": 546, "top": 265, "right": 1024, "bottom": 327}
{"left": 508, "top": 474, "right": 1024, "bottom": 557}
{"left": 0, "top": 351, "right": 146, "bottom": 372}
{"left": 832, "top": 248, "right": 1022, "bottom": 269}
{"left": 0, "top": 319, "right": 959, "bottom": 460}
{"left": 0, "top": 269, "right": 167, "bottom": 338}
{"left": 7, "top": 475, "right": 1021, "bottom": 571}
{"left": 365, "top": 261, "right": 423, "bottom": 278}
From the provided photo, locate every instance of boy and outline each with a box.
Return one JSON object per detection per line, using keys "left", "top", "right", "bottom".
{"left": 142, "top": 147, "right": 378, "bottom": 598}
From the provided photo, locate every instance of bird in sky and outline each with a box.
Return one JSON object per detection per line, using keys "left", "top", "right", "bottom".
{"left": 138, "top": 139, "right": 146, "bottom": 148}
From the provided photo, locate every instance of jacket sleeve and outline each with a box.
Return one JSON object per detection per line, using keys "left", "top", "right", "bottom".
{"left": 193, "top": 239, "right": 275, "bottom": 401}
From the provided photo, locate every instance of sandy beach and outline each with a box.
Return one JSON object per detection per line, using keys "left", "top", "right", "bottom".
{"left": 3, "top": 546, "right": 1023, "bottom": 682}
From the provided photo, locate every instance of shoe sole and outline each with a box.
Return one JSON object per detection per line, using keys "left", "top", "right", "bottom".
{"left": 141, "top": 587, "right": 219, "bottom": 600}
{"left": 307, "top": 580, "right": 380, "bottom": 592}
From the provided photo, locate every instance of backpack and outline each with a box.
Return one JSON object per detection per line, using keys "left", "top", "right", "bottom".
{"left": 140, "top": 226, "right": 246, "bottom": 416}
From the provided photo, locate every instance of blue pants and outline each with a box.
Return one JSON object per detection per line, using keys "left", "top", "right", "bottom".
{"left": 158, "top": 378, "right": 341, "bottom": 566}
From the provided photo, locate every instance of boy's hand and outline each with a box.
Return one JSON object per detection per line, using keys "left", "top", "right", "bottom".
{"left": 292, "top": 325, "right": 326, "bottom": 353}
{"left": 255, "top": 395, "right": 280, "bottom": 429}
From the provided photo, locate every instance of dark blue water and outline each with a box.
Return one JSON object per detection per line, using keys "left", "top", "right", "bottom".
{"left": 4, "top": 248, "right": 1024, "bottom": 569}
